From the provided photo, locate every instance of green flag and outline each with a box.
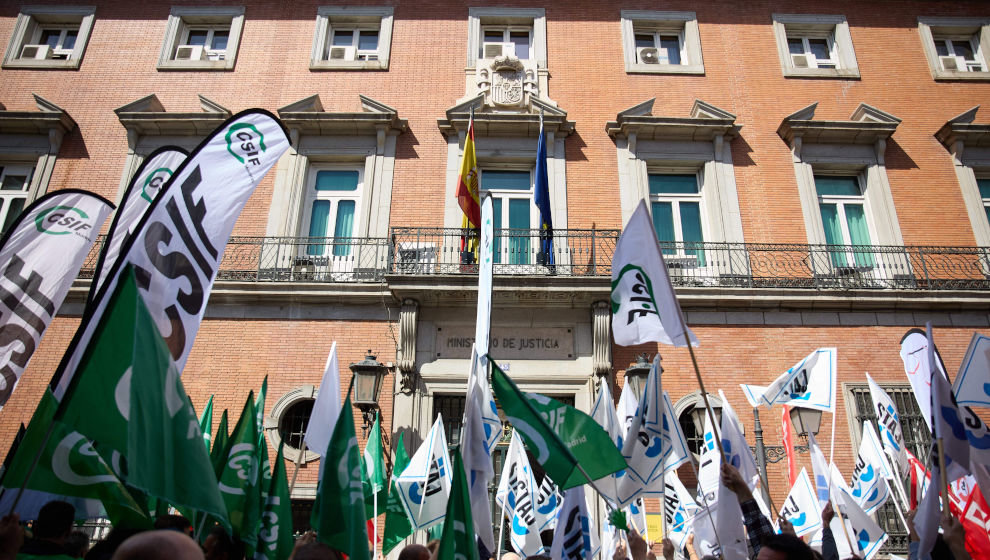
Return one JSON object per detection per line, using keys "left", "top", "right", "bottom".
{"left": 200, "top": 395, "right": 215, "bottom": 451}
{"left": 53, "top": 267, "right": 227, "bottom": 525}
{"left": 382, "top": 433, "right": 413, "bottom": 555}
{"left": 255, "top": 377, "right": 268, "bottom": 443}
{"left": 217, "top": 392, "right": 263, "bottom": 555}
{"left": 312, "top": 396, "right": 369, "bottom": 560}
{"left": 256, "top": 442, "right": 293, "bottom": 560}
{"left": 211, "top": 409, "right": 229, "bottom": 476}
{"left": 4, "top": 390, "right": 149, "bottom": 528}
{"left": 364, "top": 412, "right": 385, "bottom": 493}
{"left": 436, "top": 449, "right": 479, "bottom": 560}
{"left": 489, "top": 358, "right": 626, "bottom": 489}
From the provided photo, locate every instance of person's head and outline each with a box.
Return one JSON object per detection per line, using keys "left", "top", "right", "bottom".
{"left": 292, "top": 542, "right": 345, "bottom": 560}
{"left": 757, "top": 534, "right": 814, "bottom": 560}
{"left": 501, "top": 553, "right": 520, "bottom": 560}
{"left": 110, "top": 529, "right": 204, "bottom": 560}
{"left": 203, "top": 526, "right": 242, "bottom": 560}
{"left": 33, "top": 500, "right": 75, "bottom": 543}
{"left": 398, "top": 544, "right": 432, "bottom": 560}
{"left": 65, "top": 530, "right": 90, "bottom": 558}
{"left": 154, "top": 514, "right": 193, "bottom": 538}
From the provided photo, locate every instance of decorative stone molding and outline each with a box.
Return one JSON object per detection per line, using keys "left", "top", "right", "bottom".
{"left": 2, "top": 6, "right": 96, "bottom": 70}
{"left": 475, "top": 55, "right": 538, "bottom": 110}
{"left": 397, "top": 298, "right": 419, "bottom": 392}
{"left": 265, "top": 385, "right": 320, "bottom": 464}
{"left": 592, "top": 301, "right": 612, "bottom": 379}
{"left": 0, "top": 94, "right": 76, "bottom": 205}
{"left": 776, "top": 102, "right": 900, "bottom": 149}
{"left": 935, "top": 106, "right": 990, "bottom": 247}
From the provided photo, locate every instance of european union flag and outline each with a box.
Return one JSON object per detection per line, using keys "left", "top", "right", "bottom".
{"left": 534, "top": 121, "right": 554, "bottom": 267}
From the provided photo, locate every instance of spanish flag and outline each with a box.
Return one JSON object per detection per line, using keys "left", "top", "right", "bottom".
{"left": 456, "top": 116, "right": 481, "bottom": 230}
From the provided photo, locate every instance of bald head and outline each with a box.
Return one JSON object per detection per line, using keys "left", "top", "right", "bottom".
{"left": 501, "top": 553, "right": 520, "bottom": 560}
{"left": 111, "top": 530, "right": 204, "bottom": 560}
{"left": 398, "top": 544, "right": 431, "bottom": 560}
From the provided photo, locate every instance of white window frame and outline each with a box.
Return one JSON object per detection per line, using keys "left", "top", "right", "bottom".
{"left": 772, "top": 14, "right": 860, "bottom": 78}
{"left": 300, "top": 166, "right": 364, "bottom": 245}
{"left": 480, "top": 25, "right": 534, "bottom": 60}
{"left": 934, "top": 36, "right": 986, "bottom": 73}
{"left": 647, "top": 171, "right": 706, "bottom": 262}
{"left": 467, "top": 8, "right": 546, "bottom": 69}
{"left": 311, "top": 7, "right": 394, "bottom": 70}
{"left": 621, "top": 11, "right": 703, "bottom": 75}
{"left": 0, "top": 164, "right": 35, "bottom": 233}
{"left": 918, "top": 17, "right": 990, "bottom": 81}
{"left": 979, "top": 176, "right": 990, "bottom": 225}
{"left": 814, "top": 173, "right": 882, "bottom": 271}
{"left": 35, "top": 26, "right": 78, "bottom": 59}
{"left": 479, "top": 168, "right": 538, "bottom": 265}
{"left": 157, "top": 6, "right": 244, "bottom": 71}
{"left": 787, "top": 34, "right": 839, "bottom": 70}
{"left": 2, "top": 5, "right": 96, "bottom": 70}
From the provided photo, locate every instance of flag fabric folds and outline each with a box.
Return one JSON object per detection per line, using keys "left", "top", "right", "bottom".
{"left": 462, "top": 346, "right": 497, "bottom": 550}
{"left": 534, "top": 476, "right": 562, "bottom": 532}
{"left": 383, "top": 433, "right": 414, "bottom": 555}
{"left": 496, "top": 432, "right": 545, "bottom": 557}
{"left": 305, "top": 341, "right": 342, "bottom": 459}
{"left": 534, "top": 117, "right": 553, "bottom": 266}
{"left": 211, "top": 409, "right": 230, "bottom": 476}
{"left": 216, "top": 392, "right": 262, "bottom": 551}
{"left": 866, "top": 373, "right": 908, "bottom": 475}
{"left": 952, "top": 332, "right": 990, "bottom": 409}
{"left": 778, "top": 468, "right": 822, "bottom": 538}
{"left": 741, "top": 348, "right": 837, "bottom": 412}
{"left": 899, "top": 328, "right": 947, "bottom": 431}
{"left": 395, "top": 414, "right": 452, "bottom": 531}
{"left": 610, "top": 200, "right": 697, "bottom": 347}
{"left": 661, "top": 470, "right": 699, "bottom": 550}
{"left": 850, "top": 422, "right": 893, "bottom": 514}
{"left": 365, "top": 411, "right": 386, "bottom": 494}
{"left": 717, "top": 390, "right": 760, "bottom": 491}
{"left": 807, "top": 432, "right": 831, "bottom": 510}
{"left": 199, "top": 395, "right": 214, "bottom": 451}
{"left": 549, "top": 485, "right": 597, "bottom": 560}
{"left": 456, "top": 113, "right": 481, "bottom": 260}
{"left": 831, "top": 484, "right": 889, "bottom": 560}
{"left": 437, "top": 449, "right": 479, "bottom": 560}
{"left": 782, "top": 405, "right": 798, "bottom": 487}
{"left": 255, "top": 442, "right": 293, "bottom": 560}
{"left": 490, "top": 359, "right": 626, "bottom": 490}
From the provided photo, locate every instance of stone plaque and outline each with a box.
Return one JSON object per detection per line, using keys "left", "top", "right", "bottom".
{"left": 435, "top": 327, "right": 574, "bottom": 360}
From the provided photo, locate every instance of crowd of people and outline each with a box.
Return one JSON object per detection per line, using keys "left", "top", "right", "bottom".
{"left": 0, "top": 463, "right": 976, "bottom": 560}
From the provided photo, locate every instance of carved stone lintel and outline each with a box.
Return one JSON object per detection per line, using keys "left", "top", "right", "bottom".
{"left": 592, "top": 301, "right": 612, "bottom": 379}
{"left": 397, "top": 298, "right": 419, "bottom": 393}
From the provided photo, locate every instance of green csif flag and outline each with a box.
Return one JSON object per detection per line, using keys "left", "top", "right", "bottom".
{"left": 53, "top": 267, "right": 227, "bottom": 525}
{"left": 200, "top": 395, "right": 214, "bottom": 451}
{"left": 437, "top": 449, "right": 479, "bottom": 560}
{"left": 382, "top": 432, "right": 413, "bottom": 555}
{"left": 211, "top": 409, "right": 230, "bottom": 476}
{"left": 312, "top": 396, "right": 369, "bottom": 560}
{"left": 361, "top": 411, "right": 387, "bottom": 520}
{"left": 256, "top": 442, "right": 293, "bottom": 560}
{"left": 217, "top": 392, "right": 263, "bottom": 555}
{"left": 489, "top": 358, "right": 626, "bottom": 489}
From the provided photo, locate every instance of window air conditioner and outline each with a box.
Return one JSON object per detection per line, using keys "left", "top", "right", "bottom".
{"left": 328, "top": 45, "right": 357, "bottom": 61}
{"left": 939, "top": 55, "right": 963, "bottom": 71}
{"left": 396, "top": 242, "right": 437, "bottom": 274}
{"left": 791, "top": 53, "right": 811, "bottom": 68}
{"left": 637, "top": 47, "right": 661, "bottom": 64}
{"left": 175, "top": 45, "right": 206, "bottom": 60}
{"left": 483, "top": 42, "right": 515, "bottom": 59}
{"left": 20, "top": 44, "right": 52, "bottom": 60}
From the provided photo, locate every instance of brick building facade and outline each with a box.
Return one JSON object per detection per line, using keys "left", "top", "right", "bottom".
{"left": 2, "top": 0, "right": 989, "bottom": 555}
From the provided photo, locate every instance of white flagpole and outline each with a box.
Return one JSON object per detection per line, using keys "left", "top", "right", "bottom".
{"left": 496, "top": 502, "right": 506, "bottom": 560}
{"left": 825, "top": 411, "right": 855, "bottom": 554}
{"left": 374, "top": 492, "right": 379, "bottom": 559}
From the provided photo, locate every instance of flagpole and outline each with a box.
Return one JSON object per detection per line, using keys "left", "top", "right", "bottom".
{"left": 935, "top": 438, "right": 950, "bottom": 512}
{"left": 496, "top": 502, "right": 506, "bottom": 560}
{"left": 288, "top": 441, "right": 306, "bottom": 495}
{"left": 680, "top": 445, "right": 724, "bottom": 558}
{"left": 821, "top": 410, "right": 856, "bottom": 555}
{"left": 679, "top": 323, "right": 725, "bottom": 464}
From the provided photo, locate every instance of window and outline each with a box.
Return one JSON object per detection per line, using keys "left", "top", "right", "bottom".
{"left": 0, "top": 165, "right": 34, "bottom": 234}
{"left": 620, "top": 11, "right": 704, "bottom": 75}
{"left": 277, "top": 399, "right": 314, "bottom": 452}
{"left": 980, "top": 178, "right": 990, "bottom": 225}
{"left": 935, "top": 107, "right": 990, "bottom": 247}
{"left": 772, "top": 14, "right": 860, "bottom": 78}
{"left": 467, "top": 8, "right": 546, "bottom": 69}
{"left": 649, "top": 174, "right": 706, "bottom": 266}
{"left": 2, "top": 6, "right": 96, "bottom": 70}
{"left": 311, "top": 7, "right": 394, "bottom": 70}
{"left": 266, "top": 385, "right": 321, "bottom": 464}
{"left": 157, "top": 7, "right": 244, "bottom": 71}
{"left": 918, "top": 18, "right": 990, "bottom": 80}
{"left": 815, "top": 175, "right": 876, "bottom": 269}
{"left": 481, "top": 169, "right": 535, "bottom": 265}
{"left": 301, "top": 169, "right": 361, "bottom": 258}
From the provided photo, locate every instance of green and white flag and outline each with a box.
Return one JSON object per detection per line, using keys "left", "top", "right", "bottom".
{"left": 211, "top": 409, "right": 230, "bottom": 476}
{"left": 436, "top": 449, "right": 479, "bottom": 560}
{"left": 312, "top": 397, "right": 370, "bottom": 560}
{"left": 217, "top": 392, "right": 263, "bottom": 553}
{"left": 610, "top": 200, "right": 697, "bottom": 347}
{"left": 51, "top": 267, "right": 227, "bottom": 525}
{"left": 200, "top": 395, "right": 215, "bottom": 450}
{"left": 255, "top": 442, "right": 293, "bottom": 560}
{"left": 490, "top": 359, "right": 626, "bottom": 490}
{"left": 382, "top": 433, "right": 413, "bottom": 555}
{"left": 394, "top": 415, "right": 452, "bottom": 531}
{"left": 364, "top": 411, "right": 385, "bottom": 493}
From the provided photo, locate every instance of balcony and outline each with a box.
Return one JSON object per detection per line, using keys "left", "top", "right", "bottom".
{"left": 77, "top": 230, "right": 990, "bottom": 291}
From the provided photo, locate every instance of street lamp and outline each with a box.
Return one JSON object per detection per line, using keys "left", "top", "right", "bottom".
{"left": 623, "top": 354, "right": 654, "bottom": 401}
{"left": 350, "top": 350, "right": 387, "bottom": 437}
{"left": 790, "top": 407, "right": 823, "bottom": 440}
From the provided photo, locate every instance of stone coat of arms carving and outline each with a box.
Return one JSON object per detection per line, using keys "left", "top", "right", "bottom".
{"left": 476, "top": 55, "right": 536, "bottom": 109}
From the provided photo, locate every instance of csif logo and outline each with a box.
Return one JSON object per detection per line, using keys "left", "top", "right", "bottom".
{"left": 35, "top": 206, "right": 93, "bottom": 237}
{"left": 225, "top": 122, "right": 267, "bottom": 166}
{"left": 140, "top": 167, "right": 173, "bottom": 203}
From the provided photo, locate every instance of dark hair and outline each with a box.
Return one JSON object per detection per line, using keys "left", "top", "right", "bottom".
{"left": 65, "top": 530, "right": 90, "bottom": 558}
{"left": 205, "top": 526, "right": 244, "bottom": 560}
{"left": 153, "top": 514, "right": 193, "bottom": 535}
{"left": 293, "top": 542, "right": 346, "bottom": 560}
{"left": 760, "top": 534, "right": 815, "bottom": 560}
{"left": 34, "top": 500, "right": 75, "bottom": 540}
{"left": 398, "top": 544, "right": 431, "bottom": 560}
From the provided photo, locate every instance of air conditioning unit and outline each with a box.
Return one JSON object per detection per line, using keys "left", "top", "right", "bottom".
{"left": 483, "top": 42, "right": 515, "bottom": 59}
{"left": 20, "top": 44, "right": 52, "bottom": 60}
{"left": 396, "top": 242, "right": 437, "bottom": 274}
{"left": 328, "top": 45, "right": 357, "bottom": 61}
{"left": 175, "top": 44, "right": 206, "bottom": 60}
{"left": 637, "top": 47, "right": 661, "bottom": 64}
{"left": 357, "top": 52, "right": 379, "bottom": 61}
{"left": 791, "top": 53, "right": 811, "bottom": 68}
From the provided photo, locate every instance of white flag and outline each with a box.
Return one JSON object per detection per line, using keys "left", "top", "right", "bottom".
{"left": 628, "top": 498, "right": 647, "bottom": 538}
{"left": 718, "top": 390, "right": 760, "bottom": 491}
{"left": 899, "top": 328, "right": 947, "bottom": 431}
{"left": 395, "top": 414, "right": 452, "bottom": 531}
{"left": 833, "top": 485, "right": 889, "bottom": 560}
{"left": 496, "top": 432, "right": 545, "bottom": 557}
{"left": 850, "top": 422, "right": 892, "bottom": 514}
{"left": 304, "top": 341, "right": 341, "bottom": 457}
{"left": 463, "top": 346, "right": 496, "bottom": 549}
{"left": 590, "top": 381, "right": 625, "bottom": 505}
{"left": 0, "top": 189, "right": 113, "bottom": 407}
{"left": 696, "top": 404, "right": 720, "bottom": 505}
{"left": 535, "top": 476, "right": 562, "bottom": 531}
{"left": 51, "top": 110, "right": 291, "bottom": 399}
{"left": 662, "top": 470, "right": 699, "bottom": 550}
{"left": 616, "top": 356, "right": 667, "bottom": 507}
{"left": 930, "top": 355, "right": 990, "bottom": 480}
{"left": 472, "top": 194, "right": 502, "bottom": 454}
{"left": 610, "top": 200, "right": 697, "bottom": 347}
{"left": 866, "top": 373, "right": 908, "bottom": 475}
{"left": 807, "top": 432, "right": 831, "bottom": 509}
{"left": 741, "top": 348, "right": 837, "bottom": 412}
{"left": 550, "top": 485, "right": 597, "bottom": 560}
{"left": 779, "top": 468, "right": 822, "bottom": 537}
{"left": 952, "top": 332, "right": 990, "bottom": 409}
{"left": 91, "top": 146, "right": 187, "bottom": 300}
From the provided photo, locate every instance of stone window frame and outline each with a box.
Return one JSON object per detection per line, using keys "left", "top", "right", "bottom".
{"left": 620, "top": 10, "right": 704, "bottom": 75}
{"left": 265, "top": 385, "right": 321, "bottom": 464}
{"left": 918, "top": 17, "right": 990, "bottom": 81}
{"left": 2, "top": 5, "right": 96, "bottom": 70}
{"left": 157, "top": 6, "right": 245, "bottom": 71}
{"left": 467, "top": 8, "right": 547, "bottom": 70}
{"left": 771, "top": 14, "right": 860, "bottom": 79}
{"left": 310, "top": 6, "right": 394, "bottom": 71}
{"left": 935, "top": 106, "right": 990, "bottom": 247}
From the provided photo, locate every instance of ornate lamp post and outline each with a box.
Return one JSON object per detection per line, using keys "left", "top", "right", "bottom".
{"left": 623, "top": 353, "right": 656, "bottom": 401}
{"left": 349, "top": 350, "right": 387, "bottom": 437}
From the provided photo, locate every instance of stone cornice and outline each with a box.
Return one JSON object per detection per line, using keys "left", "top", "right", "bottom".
{"left": 0, "top": 94, "right": 75, "bottom": 137}
{"left": 606, "top": 98, "right": 740, "bottom": 142}
{"left": 777, "top": 102, "right": 901, "bottom": 147}
{"left": 277, "top": 94, "right": 408, "bottom": 137}
{"left": 936, "top": 106, "right": 990, "bottom": 149}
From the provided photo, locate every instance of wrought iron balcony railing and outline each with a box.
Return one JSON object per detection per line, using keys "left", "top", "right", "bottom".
{"left": 77, "top": 230, "right": 990, "bottom": 291}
